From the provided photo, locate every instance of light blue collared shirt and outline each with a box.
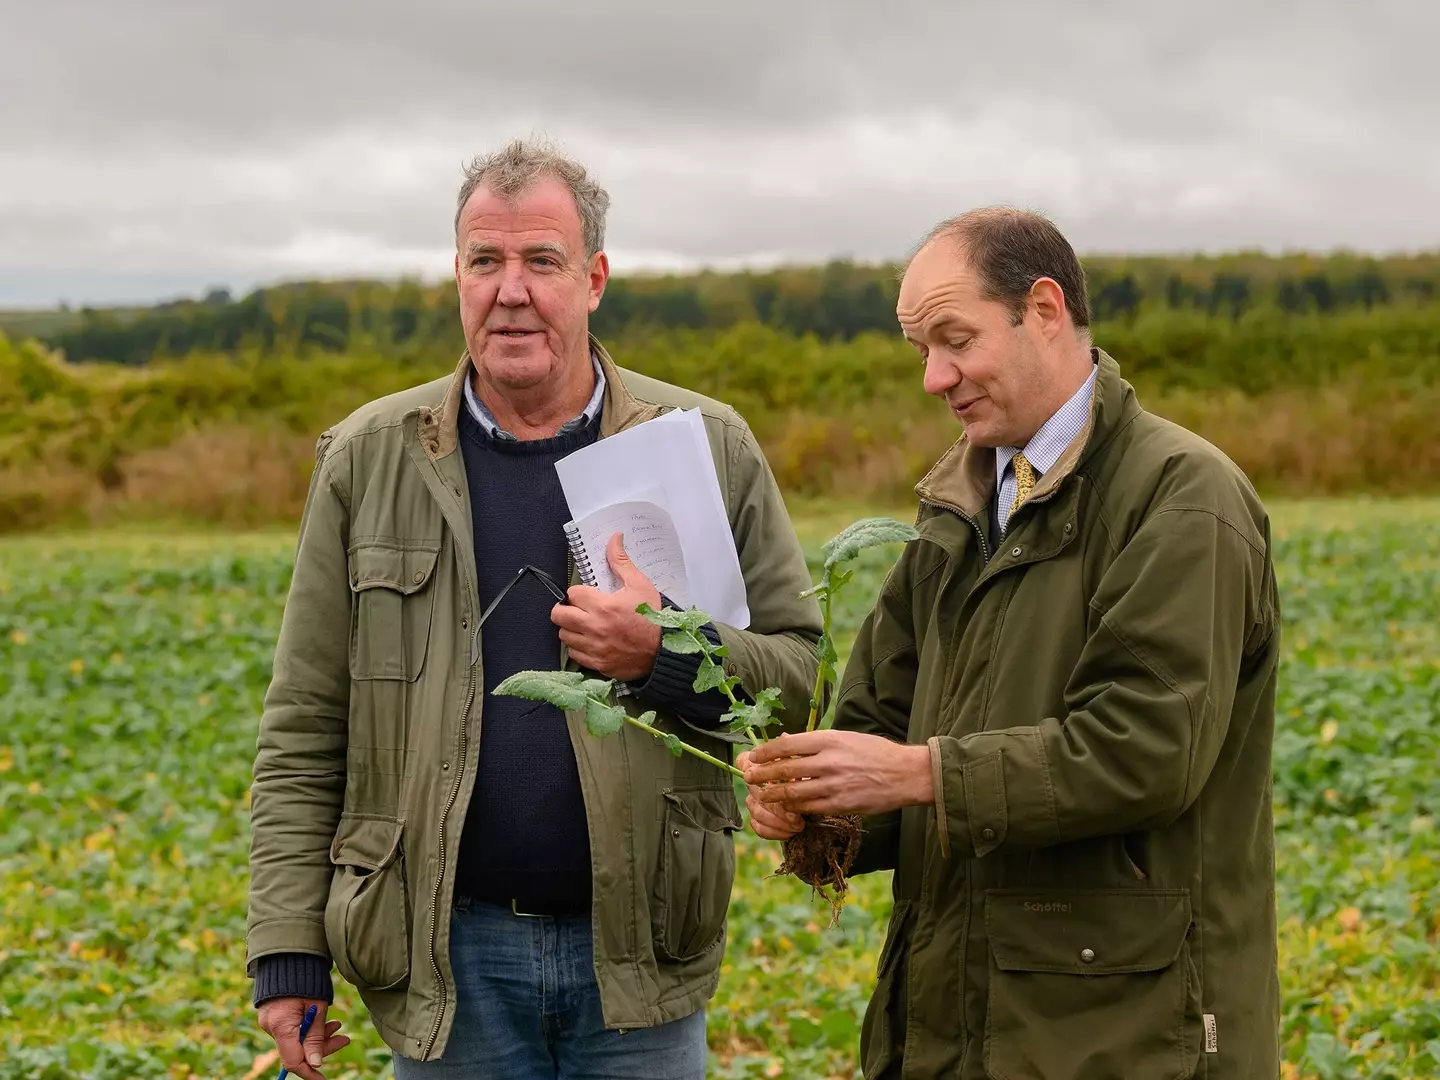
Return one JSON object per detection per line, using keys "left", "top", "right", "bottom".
{"left": 995, "top": 363, "right": 1097, "bottom": 535}
{"left": 463, "top": 350, "right": 607, "bottom": 440}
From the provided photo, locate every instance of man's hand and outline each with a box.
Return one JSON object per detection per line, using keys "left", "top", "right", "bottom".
{"left": 737, "top": 749, "right": 805, "bottom": 840}
{"left": 552, "top": 533, "right": 663, "bottom": 682}
{"left": 741, "top": 730, "right": 935, "bottom": 817}
{"left": 257, "top": 998, "right": 349, "bottom": 1080}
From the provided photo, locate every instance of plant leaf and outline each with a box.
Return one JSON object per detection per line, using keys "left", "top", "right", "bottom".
{"left": 822, "top": 517, "right": 919, "bottom": 569}
{"left": 661, "top": 732, "right": 686, "bottom": 757}
{"left": 493, "top": 669, "right": 603, "bottom": 711}
{"left": 694, "top": 655, "right": 730, "bottom": 694}
{"left": 724, "top": 687, "right": 784, "bottom": 735}
{"left": 817, "top": 632, "right": 838, "bottom": 667}
{"left": 584, "top": 697, "right": 626, "bottom": 738}
{"left": 638, "top": 603, "right": 713, "bottom": 633}
{"left": 661, "top": 630, "right": 705, "bottom": 655}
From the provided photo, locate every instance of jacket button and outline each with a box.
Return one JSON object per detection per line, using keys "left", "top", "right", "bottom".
{"left": 1080, "top": 948, "right": 1095, "bottom": 963}
{"left": 1011, "top": 546, "right": 1023, "bottom": 557}
{"left": 441, "top": 761, "right": 450, "bottom": 771}
{"left": 672, "top": 829, "right": 681, "bottom": 838}
{"left": 1064, "top": 522, "right": 1074, "bottom": 534}
{"left": 413, "top": 570, "right": 425, "bottom": 583}
{"left": 981, "top": 827, "right": 996, "bottom": 842}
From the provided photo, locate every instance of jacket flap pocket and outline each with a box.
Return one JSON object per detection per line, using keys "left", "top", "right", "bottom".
{"left": 348, "top": 541, "right": 440, "bottom": 595}
{"left": 329, "top": 814, "right": 404, "bottom": 872}
{"left": 985, "top": 889, "right": 1190, "bottom": 975}
{"left": 663, "top": 787, "right": 743, "bottom": 832}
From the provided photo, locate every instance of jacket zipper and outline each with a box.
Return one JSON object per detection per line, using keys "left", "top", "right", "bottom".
{"left": 919, "top": 497, "right": 991, "bottom": 562}
{"left": 421, "top": 593, "right": 481, "bottom": 1058}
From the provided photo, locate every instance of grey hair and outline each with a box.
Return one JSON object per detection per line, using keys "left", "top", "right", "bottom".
{"left": 454, "top": 138, "right": 611, "bottom": 257}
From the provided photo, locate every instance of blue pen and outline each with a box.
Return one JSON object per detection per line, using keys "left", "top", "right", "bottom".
{"left": 277, "top": 1003, "right": 320, "bottom": 1080}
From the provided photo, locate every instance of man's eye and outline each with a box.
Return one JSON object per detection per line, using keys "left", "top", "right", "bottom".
{"left": 533, "top": 257, "right": 556, "bottom": 268}
{"left": 948, "top": 339, "right": 970, "bottom": 351}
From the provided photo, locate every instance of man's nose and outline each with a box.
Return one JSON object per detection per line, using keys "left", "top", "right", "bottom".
{"left": 496, "top": 265, "right": 529, "bottom": 307}
{"left": 922, "top": 356, "right": 961, "bottom": 397}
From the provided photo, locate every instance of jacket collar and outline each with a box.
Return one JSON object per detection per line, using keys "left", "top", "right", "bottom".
{"left": 915, "top": 348, "right": 1134, "bottom": 517}
{"left": 417, "top": 334, "right": 657, "bottom": 460}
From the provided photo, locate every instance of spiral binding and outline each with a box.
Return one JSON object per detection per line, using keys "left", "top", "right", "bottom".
{"left": 563, "top": 521, "right": 599, "bottom": 588}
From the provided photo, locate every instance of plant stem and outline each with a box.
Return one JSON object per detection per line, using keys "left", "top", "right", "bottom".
{"left": 690, "top": 627, "right": 762, "bottom": 748}
{"left": 805, "top": 575, "right": 832, "bottom": 733}
{"left": 622, "top": 714, "right": 744, "bottom": 777}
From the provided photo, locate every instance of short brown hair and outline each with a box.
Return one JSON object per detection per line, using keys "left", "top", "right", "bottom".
{"left": 916, "top": 207, "right": 1091, "bottom": 329}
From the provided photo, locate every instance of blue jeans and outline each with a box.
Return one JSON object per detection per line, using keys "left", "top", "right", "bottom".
{"left": 392, "top": 897, "right": 707, "bottom": 1079}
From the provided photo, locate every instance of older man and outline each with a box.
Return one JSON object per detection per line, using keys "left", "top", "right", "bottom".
{"left": 743, "top": 209, "right": 1281, "bottom": 1079}
{"left": 246, "top": 140, "right": 821, "bottom": 1080}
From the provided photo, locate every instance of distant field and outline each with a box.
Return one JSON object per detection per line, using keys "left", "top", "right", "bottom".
{"left": 1, "top": 500, "right": 1437, "bottom": 1078}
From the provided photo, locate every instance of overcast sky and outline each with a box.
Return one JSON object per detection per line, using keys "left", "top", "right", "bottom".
{"left": 3, "top": 0, "right": 1436, "bottom": 307}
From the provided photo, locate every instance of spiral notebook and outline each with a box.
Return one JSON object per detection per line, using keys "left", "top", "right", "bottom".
{"left": 555, "top": 408, "right": 750, "bottom": 628}
{"left": 562, "top": 487, "right": 693, "bottom": 608}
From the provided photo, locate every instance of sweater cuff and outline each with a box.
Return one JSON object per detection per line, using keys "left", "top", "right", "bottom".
{"left": 253, "top": 952, "right": 334, "bottom": 1008}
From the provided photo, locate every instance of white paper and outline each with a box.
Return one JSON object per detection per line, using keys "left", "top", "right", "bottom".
{"left": 555, "top": 409, "right": 750, "bottom": 627}
{"left": 571, "top": 488, "right": 692, "bottom": 608}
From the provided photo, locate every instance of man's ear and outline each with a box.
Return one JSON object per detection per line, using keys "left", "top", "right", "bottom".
{"left": 1028, "top": 277, "right": 1069, "bottom": 342}
{"left": 588, "top": 251, "right": 610, "bottom": 313}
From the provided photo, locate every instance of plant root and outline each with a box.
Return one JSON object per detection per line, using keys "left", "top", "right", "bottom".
{"left": 775, "top": 813, "right": 863, "bottom": 927}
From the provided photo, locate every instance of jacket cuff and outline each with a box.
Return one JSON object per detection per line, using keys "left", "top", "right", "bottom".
{"left": 932, "top": 736, "right": 1009, "bottom": 859}
{"left": 252, "top": 952, "right": 334, "bottom": 1008}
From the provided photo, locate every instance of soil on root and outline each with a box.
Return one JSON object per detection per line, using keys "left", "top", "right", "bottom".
{"left": 776, "top": 813, "right": 862, "bottom": 926}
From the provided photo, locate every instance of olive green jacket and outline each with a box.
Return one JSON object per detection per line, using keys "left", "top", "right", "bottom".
{"left": 246, "top": 339, "right": 821, "bottom": 1060}
{"left": 840, "top": 351, "right": 1281, "bottom": 1080}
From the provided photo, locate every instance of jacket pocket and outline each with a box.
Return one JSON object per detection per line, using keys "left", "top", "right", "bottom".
{"left": 653, "top": 788, "right": 741, "bottom": 962}
{"left": 324, "top": 814, "right": 412, "bottom": 991}
{"left": 982, "top": 889, "right": 1201, "bottom": 1080}
{"left": 348, "top": 540, "right": 440, "bottom": 681}
{"left": 861, "top": 900, "right": 914, "bottom": 1079}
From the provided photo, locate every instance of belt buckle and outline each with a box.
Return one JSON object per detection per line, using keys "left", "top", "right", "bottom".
{"left": 510, "top": 899, "right": 546, "bottom": 918}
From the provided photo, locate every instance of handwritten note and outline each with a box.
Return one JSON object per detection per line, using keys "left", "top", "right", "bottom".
{"left": 571, "top": 490, "right": 692, "bottom": 607}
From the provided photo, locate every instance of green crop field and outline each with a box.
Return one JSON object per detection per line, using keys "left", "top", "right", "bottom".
{"left": 2, "top": 500, "right": 1438, "bottom": 1079}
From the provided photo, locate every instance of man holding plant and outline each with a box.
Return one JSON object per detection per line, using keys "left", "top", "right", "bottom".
{"left": 246, "top": 139, "right": 821, "bottom": 1079}
{"left": 742, "top": 209, "right": 1281, "bottom": 1080}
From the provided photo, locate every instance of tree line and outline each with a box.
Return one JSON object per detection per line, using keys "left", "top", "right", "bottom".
{"left": 21, "top": 252, "right": 1440, "bottom": 367}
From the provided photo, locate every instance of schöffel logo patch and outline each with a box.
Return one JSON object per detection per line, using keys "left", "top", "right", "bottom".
{"left": 1021, "top": 901, "right": 1071, "bottom": 913}
{"left": 1203, "top": 1013, "right": 1218, "bottom": 1053}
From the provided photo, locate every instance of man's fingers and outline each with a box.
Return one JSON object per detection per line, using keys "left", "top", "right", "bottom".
{"left": 746, "top": 792, "right": 804, "bottom": 838}
{"left": 745, "top": 730, "right": 834, "bottom": 764}
{"left": 321, "top": 1034, "right": 352, "bottom": 1059}
{"left": 743, "top": 755, "right": 824, "bottom": 786}
{"left": 551, "top": 602, "right": 590, "bottom": 631}
{"left": 755, "top": 777, "right": 834, "bottom": 808}
{"left": 303, "top": 1003, "right": 331, "bottom": 1070}
{"left": 736, "top": 751, "right": 754, "bottom": 771}
{"left": 606, "top": 533, "right": 659, "bottom": 592}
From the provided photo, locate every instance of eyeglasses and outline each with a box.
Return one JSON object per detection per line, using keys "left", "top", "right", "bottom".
{"left": 472, "top": 563, "right": 635, "bottom": 699}
{"left": 478, "top": 564, "right": 569, "bottom": 628}
{"left": 469, "top": 564, "right": 570, "bottom": 666}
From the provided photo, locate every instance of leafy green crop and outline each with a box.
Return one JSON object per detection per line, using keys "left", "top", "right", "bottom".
{"left": 1, "top": 503, "right": 1437, "bottom": 1078}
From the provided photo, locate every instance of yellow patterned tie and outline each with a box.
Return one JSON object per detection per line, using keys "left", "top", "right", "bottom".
{"left": 1010, "top": 452, "right": 1037, "bottom": 519}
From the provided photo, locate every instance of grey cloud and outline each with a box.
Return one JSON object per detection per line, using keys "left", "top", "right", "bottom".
{"left": 1, "top": 0, "right": 1436, "bottom": 305}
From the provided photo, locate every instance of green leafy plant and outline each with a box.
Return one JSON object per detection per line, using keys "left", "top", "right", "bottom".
{"left": 493, "top": 515, "right": 920, "bottom": 920}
